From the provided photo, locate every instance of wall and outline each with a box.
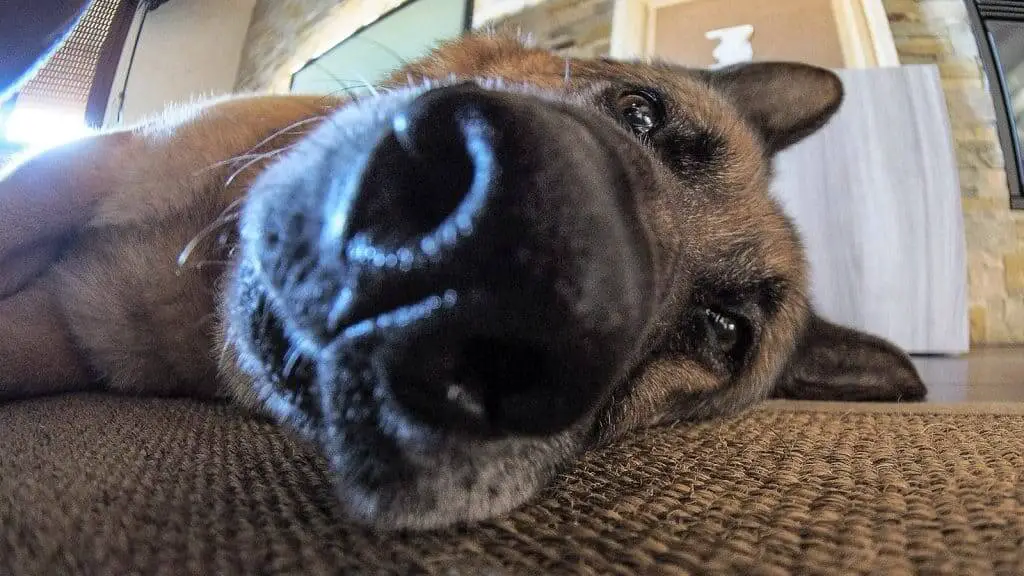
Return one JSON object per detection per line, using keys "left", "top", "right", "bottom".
{"left": 484, "top": 0, "right": 612, "bottom": 58}
{"left": 236, "top": 0, "right": 409, "bottom": 93}
{"left": 104, "top": 0, "right": 258, "bottom": 126}
{"left": 290, "top": 0, "right": 466, "bottom": 95}
{"left": 654, "top": 0, "right": 845, "bottom": 69}
{"left": 884, "top": 0, "right": 1024, "bottom": 344}
{"left": 233, "top": 0, "right": 610, "bottom": 90}
{"left": 232, "top": 0, "right": 1024, "bottom": 344}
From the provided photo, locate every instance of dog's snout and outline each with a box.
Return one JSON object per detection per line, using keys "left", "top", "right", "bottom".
{"left": 254, "top": 82, "right": 656, "bottom": 440}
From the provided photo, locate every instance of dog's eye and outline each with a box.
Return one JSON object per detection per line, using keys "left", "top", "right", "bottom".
{"left": 617, "top": 91, "right": 662, "bottom": 136}
{"left": 703, "top": 307, "right": 740, "bottom": 352}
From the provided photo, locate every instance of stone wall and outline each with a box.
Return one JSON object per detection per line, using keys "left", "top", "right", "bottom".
{"left": 233, "top": 0, "right": 614, "bottom": 91}
{"left": 884, "top": 0, "right": 1024, "bottom": 344}
{"left": 484, "top": 0, "right": 612, "bottom": 58}
{"left": 234, "top": 0, "right": 1024, "bottom": 344}
{"left": 235, "top": 0, "right": 406, "bottom": 93}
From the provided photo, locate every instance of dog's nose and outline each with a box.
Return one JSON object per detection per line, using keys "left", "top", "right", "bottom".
{"left": 318, "top": 83, "right": 654, "bottom": 437}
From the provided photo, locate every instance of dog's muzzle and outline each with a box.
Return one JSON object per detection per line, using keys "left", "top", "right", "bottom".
{"left": 246, "top": 82, "right": 655, "bottom": 439}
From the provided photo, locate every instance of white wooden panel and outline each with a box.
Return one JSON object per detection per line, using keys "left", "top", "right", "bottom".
{"left": 772, "top": 64, "right": 969, "bottom": 354}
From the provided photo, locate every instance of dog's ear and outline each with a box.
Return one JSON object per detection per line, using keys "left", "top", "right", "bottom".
{"left": 702, "top": 62, "right": 843, "bottom": 155}
{"left": 772, "top": 314, "right": 927, "bottom": 401}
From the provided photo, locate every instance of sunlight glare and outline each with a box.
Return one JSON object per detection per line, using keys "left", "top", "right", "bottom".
{"left": 4, "top": 104, "right": 94, "bottom": 150}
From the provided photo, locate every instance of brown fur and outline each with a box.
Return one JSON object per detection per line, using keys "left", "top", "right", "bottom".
{"left": 0, "top": 94, "right": 339, "bottom": 397}
{"left": 0, "top": 34, "right": 924, "bottom": 530}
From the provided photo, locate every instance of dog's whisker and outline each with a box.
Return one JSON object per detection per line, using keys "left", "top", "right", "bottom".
{"left": 196, "top": 116, "right": 324, "bottom": 176}
{"left": 192, "top": 312, "right": 218, "bottom": 330}
{"left": 282, "top": 346, "right": 303, "bottom": 383}
{"left": 224, "top": 144, "right": 295, "bottom": 188}
{"left": 357, "top": 35, "right": 410, "bottom": 69}
{"left": 564, "top": 56, "right": 571, "bottom": 85}
{"left": 250, "top": 115, "right": 324, "bottom": 149}
{"left": 177, "top": 213, "right": 241, "bottom": 269}
{"left": 181, "top": 260, "right": 233, "bottom": 271}
{"left": 218, "top": 195, "right": 247, "bottom": 218}
{"left": 308, "top": 58, "right": 381, "bottom": 99}
{"left": 206, "top": 150, "right": 289, "bottom": 171}
{"left": 218, "top": 336, "right": 232, "bottom": 367}
{"left": 354, "top": 72, "right": 380, "bottom": 97}
{"left": 322, "top": 83, "right": 370, "bottom": 103}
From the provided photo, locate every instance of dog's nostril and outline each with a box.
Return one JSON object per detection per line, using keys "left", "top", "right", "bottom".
{"left": 388, "top": 333, "right": 558, "bottom": 436}
{"left": 461, "top": 337, "right": 550, "bottom": 406}
{"left": 345, "top": 84, "right": 489, "bottom": 250}
{"left": 287, "top": 213, "right": 306, "bottom": 236}
{"left": 264, "top": 230, "right": 280, "bottom": 249}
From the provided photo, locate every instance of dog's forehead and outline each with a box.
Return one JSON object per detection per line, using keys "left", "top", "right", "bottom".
{"left": 396, "top": 35, "right": 711, "bottom": 96}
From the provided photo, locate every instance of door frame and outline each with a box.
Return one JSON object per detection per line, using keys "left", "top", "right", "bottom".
{"left": 609, "top": 0, "right": 900, "bottom": 67}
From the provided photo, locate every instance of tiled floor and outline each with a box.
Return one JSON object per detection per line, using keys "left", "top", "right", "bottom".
{"left": 913, "top": 347, "right": 1024, "bottom": 402}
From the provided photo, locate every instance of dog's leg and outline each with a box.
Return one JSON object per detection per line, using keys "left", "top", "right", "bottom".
{"left": 0, "top": 94, "right": 342, "bottom": 396}
{"left": 0, "top": 281, "right": 95, "bottom": 398}
{"left": 0, "top": 240, "right": 66, "bottom": 297}
{"left": 0, "top": 94, "right": 340, "bottom": 299}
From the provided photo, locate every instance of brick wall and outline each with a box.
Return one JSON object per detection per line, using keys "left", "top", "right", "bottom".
{"left": 234, "top": 0, "right": 1024, "bottom": 343}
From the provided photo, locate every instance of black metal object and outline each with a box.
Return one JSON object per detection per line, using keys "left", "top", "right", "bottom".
{"left": 0, "top": 0, "right": 94, "bottom": 103}
{"left": 85, "top": 0, "right": 140, "bottom": 127}
{"left": 964, "top": 0, "right": 1024, "bottom": 209}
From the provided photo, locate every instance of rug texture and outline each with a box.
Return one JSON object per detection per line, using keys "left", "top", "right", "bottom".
{"left": 2, "top": 394, "right": 1023, "bottom": 575}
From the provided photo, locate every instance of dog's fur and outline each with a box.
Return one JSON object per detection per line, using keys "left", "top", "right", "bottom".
{"left": 0, "top": 34, "right": 925, "bottom": 530}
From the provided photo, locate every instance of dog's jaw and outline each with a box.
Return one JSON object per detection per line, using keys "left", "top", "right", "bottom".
{"left": 225, "top": 255, "right": 588, "bottom": 530}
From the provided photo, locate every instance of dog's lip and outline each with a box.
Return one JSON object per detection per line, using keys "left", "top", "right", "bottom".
{"left": 328, "top": 288, "right": 460, "bottom": 342}
{"left": 252, "top": 273, "right": 462, "bottom": 368}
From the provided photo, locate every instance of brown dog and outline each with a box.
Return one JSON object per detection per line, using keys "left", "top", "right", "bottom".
{"left": 0, "top": 34, "right": 925, "bottom": 530}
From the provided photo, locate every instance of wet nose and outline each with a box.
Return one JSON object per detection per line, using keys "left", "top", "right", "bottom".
{"left": 326, "top": 83, "right": 654, "bottom": 436}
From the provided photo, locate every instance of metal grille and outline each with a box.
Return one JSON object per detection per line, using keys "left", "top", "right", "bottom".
{"left": 16, "top": 0, "right": 128, "bottom": 110}
{"left": 976, "top": 0, "right": 1024, "bottom": 20}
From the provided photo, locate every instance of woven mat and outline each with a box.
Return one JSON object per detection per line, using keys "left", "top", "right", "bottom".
{"left": 2, "top": 394, "right": 1023, "bottom": 575}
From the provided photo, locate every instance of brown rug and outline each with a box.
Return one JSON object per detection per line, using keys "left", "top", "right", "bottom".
{"left": 2, "top": 394, "right": 1023, "bottom": 575}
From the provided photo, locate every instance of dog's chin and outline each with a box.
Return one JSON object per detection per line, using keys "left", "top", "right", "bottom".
{"left": 314, "top": 402, "right": 582, "bottom": 531}
{"left": 226, "top": 271, "right": 585, "bottom": 531}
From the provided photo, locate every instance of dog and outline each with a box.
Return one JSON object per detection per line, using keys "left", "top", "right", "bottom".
{"left": 0, "top": 33, "right": 926, "bottom": 531}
